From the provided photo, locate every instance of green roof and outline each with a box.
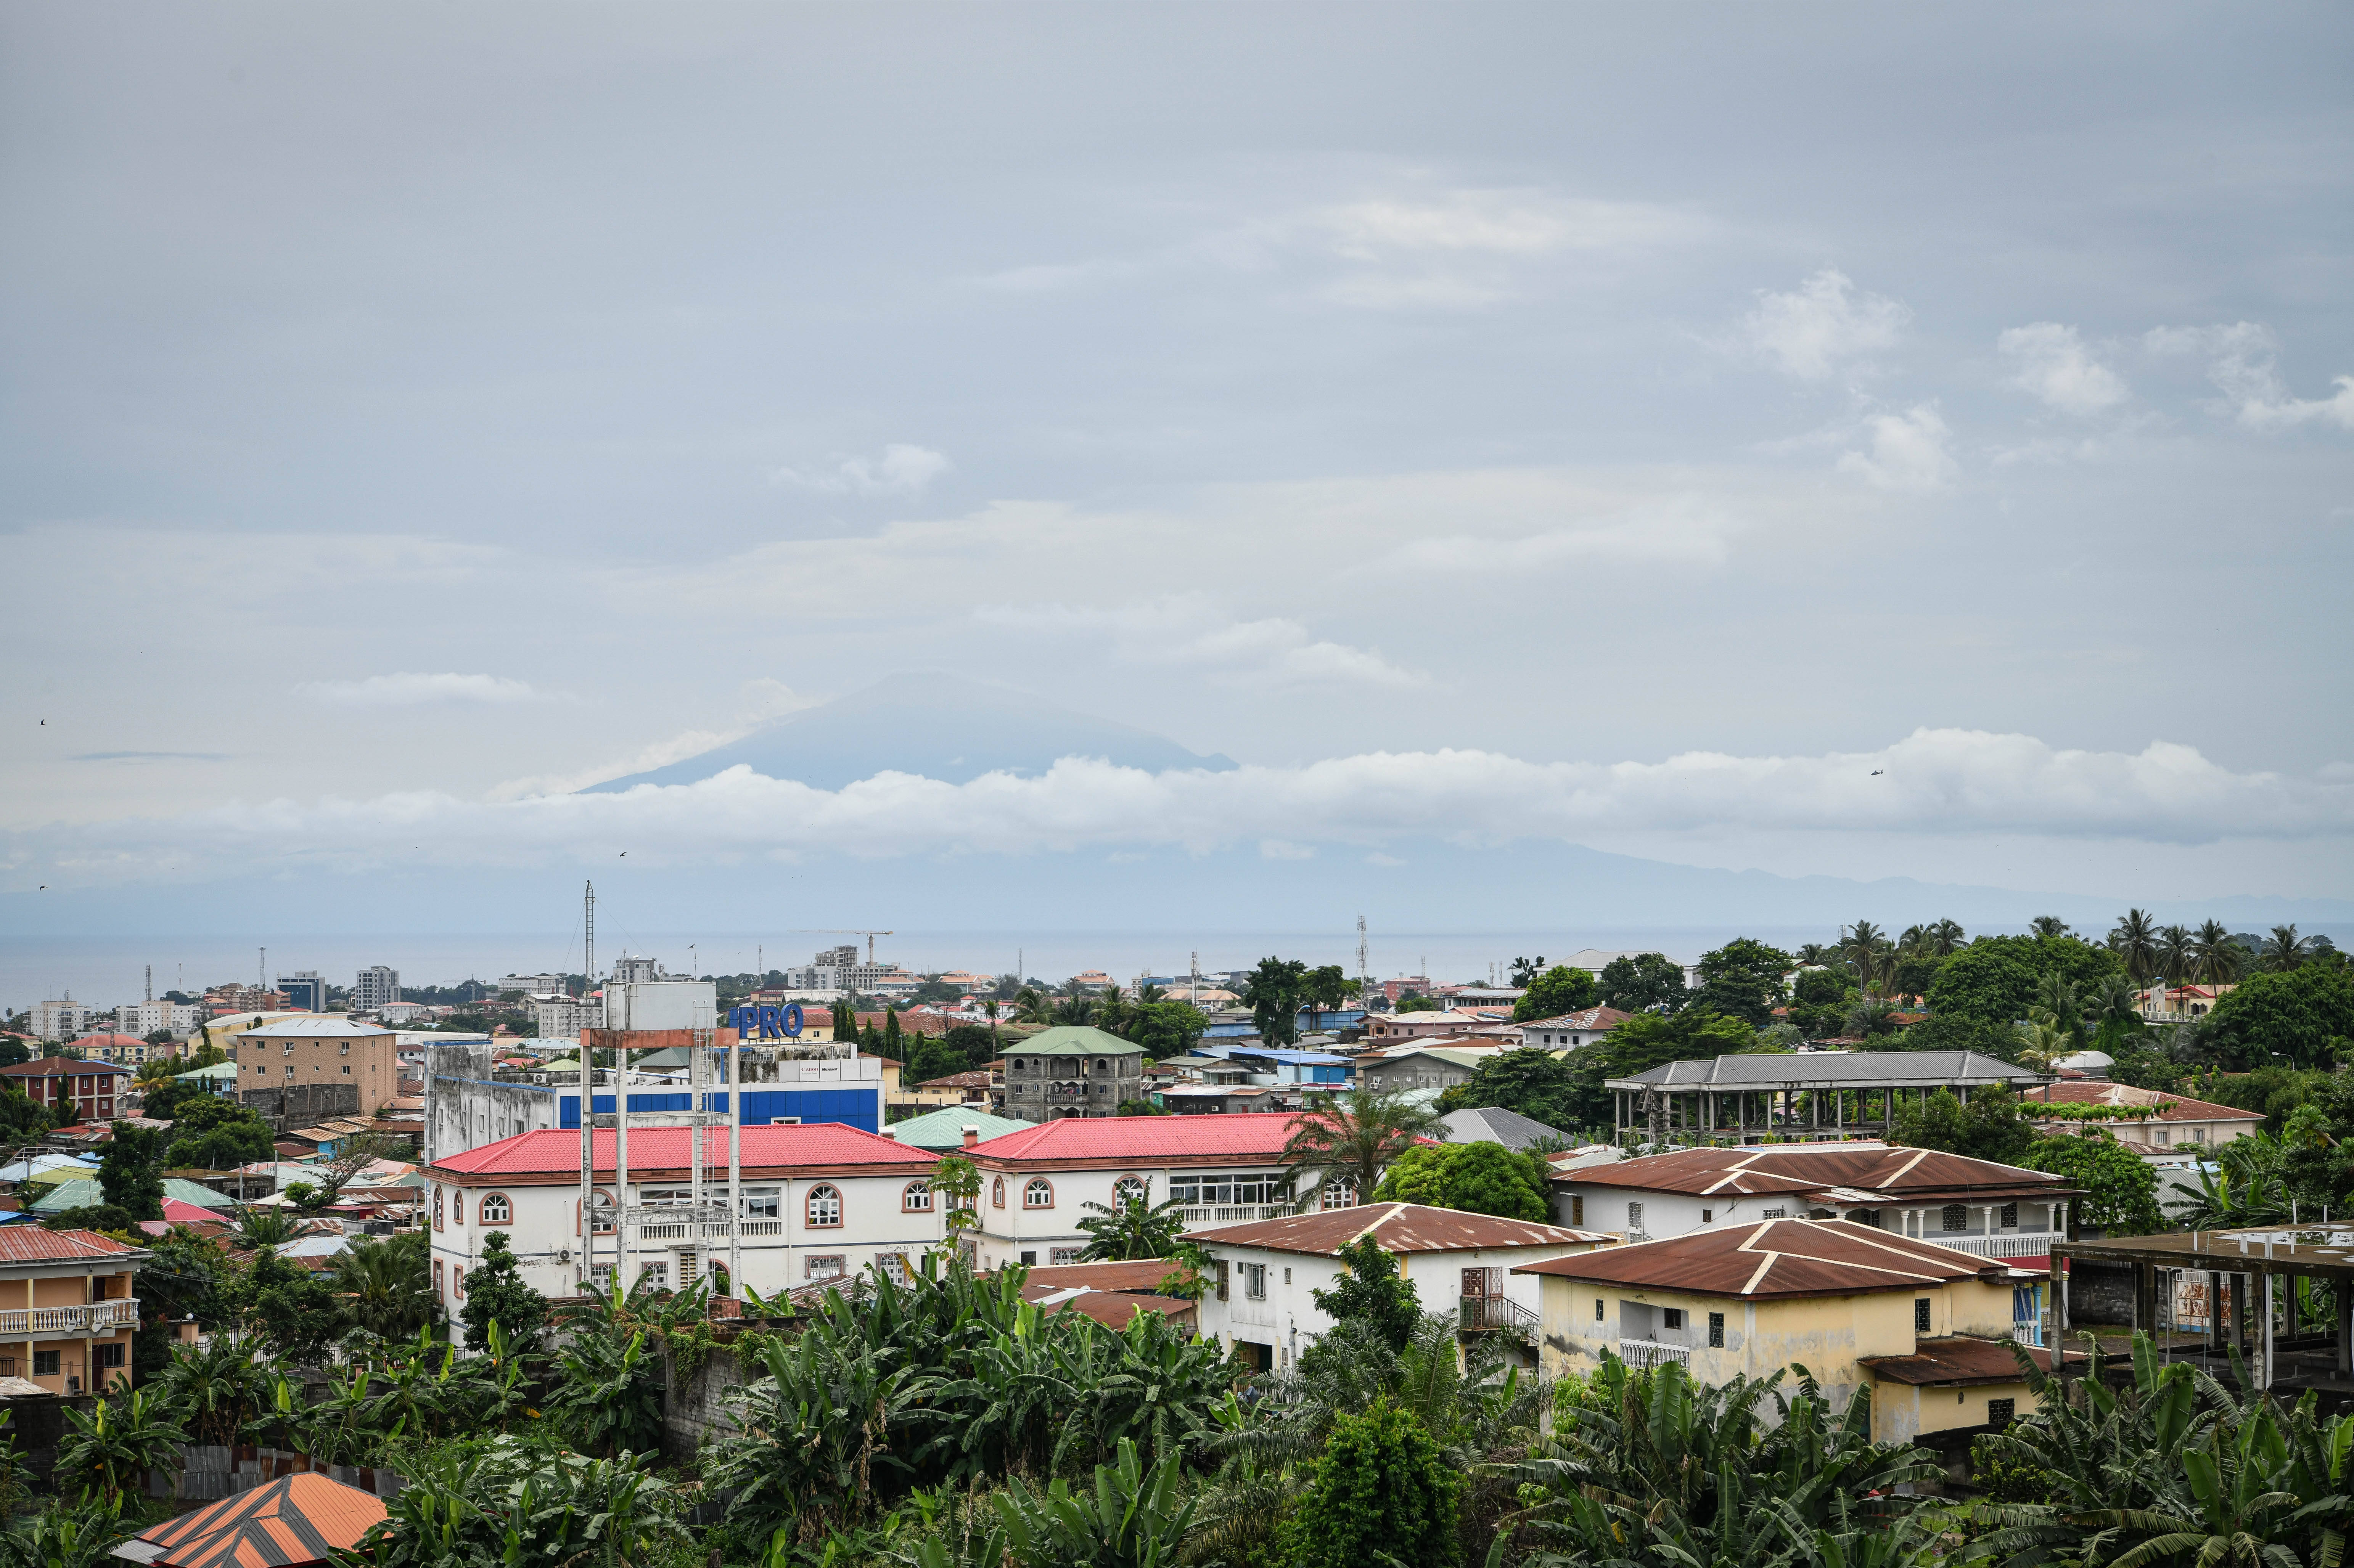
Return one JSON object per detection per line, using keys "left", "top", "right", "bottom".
{"left": 176, "top": 1062, "right": 239, "bottom": 1082}
{"left": 1005, "top": 1026, "right": 1143, "bottom": 1058}
{"left": 30, "top": 1176, "right": 234, "bottom": 1214}
{"left": 884, "top": 1107, "right": 1036, "bottom": 1151}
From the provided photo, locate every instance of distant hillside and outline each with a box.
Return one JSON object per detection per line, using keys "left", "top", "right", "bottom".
{"left": 580, "top": 672, "right": 1236, "bottom": 793}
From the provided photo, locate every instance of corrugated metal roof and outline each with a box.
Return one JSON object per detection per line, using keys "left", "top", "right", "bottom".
{"left": 426, "top": 1125, "right": 931, "bottom": 1178}
{"left": 1857, "top": 1334, "right": 2060, "bottom": 1385}
{"left": 883, "top": 1106, "right": 1035, "bottom": 1149}
{"left": 236, "top": 1018, "right": 396, "bottom": 1039}
{"left": 1439, "top": 1106, "right": 1567, "bottom": 1150}
{"left": 2021, "top": 1082, "right": 2264, "bottom": 1122}
{"left": 138, "top": 1473, "right": 386, "bottom": 1568}
{"left": 1552, "top": 1143, "right": 2077, "bottom": 1202}
{"left": 1607, "top": 1050, "right": 2045, "bottom": 1091}
{"left": 1195, "top": 1201, "right": 1614, "bottom": 1257}
{"left": 970, "top": 1113, "right": 1303, "bottom": 1164}
{"left": 0, "top": 1226, "right": 146, "bottom": 1263}
{"left": 1003, "top": 1027, "right": 1145, "bottom": 1058}
{"left": 1513, "top": 1216, "right": 2005, "bottom": 1298}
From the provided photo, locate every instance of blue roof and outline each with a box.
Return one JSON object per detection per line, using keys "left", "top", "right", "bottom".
{"left": 1202, "top": 1044, "right": 1350, "bottom": 1065}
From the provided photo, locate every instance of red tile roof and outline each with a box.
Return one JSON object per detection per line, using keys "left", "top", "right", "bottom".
{"left": 0, "top": 1226, "right": 145, "bottom": 1263}
{"left": 1857, "top": 1334, "right": 2063, "bottom": 1385}
{"left": 2020, "top": 1082, "right": 2264, "bottom": 1123}
{"left": 1553, "top": 1143, "right": 2077, "bottom": 1202}
{"left": 137, "top": 1472, "right": 387, "bottom": 1568}
{"left": 969, "top": 1113, "right": 1307, "bottom": 1166}
{"left": 162, "top": 1197, "right": 224, "bottom": 1225}
{"left": 1514, "top": 1217, "right": 2008, "bottom": 1299}
{"left": 0, "top": 1057, "right": 133, "bottom": 1078}
{"left": 73, "top": 1033, "right": 150, "bottom": 1050}
{"left": 425, "top": 1124, "right": 934, "bottom": 1180}
{"left": 1195, "top": 1202, "right": 1614, "bottom": 1256}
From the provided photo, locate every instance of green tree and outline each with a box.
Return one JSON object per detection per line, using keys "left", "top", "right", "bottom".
{"left": 1896, "top": 1010, "right": 2020, "bottom": 1057}
{"left": 2261, "top": 924, "right": 2314, "bottom": 972}
{"left": 1075, "top": 1191, "right": 1189, "bottom": 1261}
{"left": 54, "top": 1391, "right": 186, "bottom": 1501}
{"left": 457, "top": 1231, "right": 545, "bottom": 1352}
{"left": 1372, "top": 1141, "right": 1550, "bottom": 1222}
{"left": 1928, "top": 933, "right": 2125, "bottom": 1029}
{"left": 333, "top": 1229, "right": 437, "bottom": 1341}
{"left": 992, "top": 1438, "right": 1194, "bottom": 1568}
{"left": 1241, "top": 957, "right": 1308, "bottom": 1047}
{"left": 2022, "top": 1130, "right": 2162, "bottom": 1235}
{"left": 2110, "top": 908, "right": 2162, "bottom": 984}
{"left": 1307, "top": 1238, "right": 1423, "bottom": 1353}
{"left": 1434, "top": 1046, "right": 1580, "bottom": 1131}
{"left": 97, "top": 1124, "right": 165, "bottom": 1221}
{"left": 1302, "top": 965, "right": 1350, "bottom": 1033}
{"left": 1887, "top": 1086, "right": 2036, "bottom": 1165}
{"left": 1129, "top": 999, "right": 1208, "bottom": 1059}
{"left": 1284, "top": 1400, "right": 1460, "bottom": 1568}
{"left": 2200, "top": 963, "right": 2354, "bottom": 1071}
{"left": 42, "top": 1204, "right": 137, "bottom": 1236}
{"left": 1788, "top": 967, "right": 1857, "bottom": 1039}
{"left": 1597, "top": 952, "right": 1688, "bottom": 1014}
{"left": 227, "top": 1248, "right": 346, "bottom": 1365}
{"left": 1690, "top": 938, "right": 1794, "bottom": 1027}
{"left": 1281, "top": 1090, "right": 1445, "bottom": 1209}
{"left": 931, "top": 1154, "right": 983, "bottom": 1239}
{"left": 164, "top": 1096, "right": 277, "bottom": 1172}
{"left": 1513, "top": 965, "right": 1600, "bottom": 1022}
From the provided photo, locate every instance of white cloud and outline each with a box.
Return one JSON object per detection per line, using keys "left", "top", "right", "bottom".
{"left": 297, "top": 673, "right": 548, "bottom": 707}
{"left": 1999, "top": 323, "right": 2129, "bottom": 414}
{"left": 1317, "top": 191, "right": 1700, "bottom": 258}
{"left": 979, "top": 595, "right": 1428, "bottom": 692}
{"left": 1837, "top": 405, "right": 1957, "bottom": 493}
{"left": 773, "top": 444, "right": 951, "bottom": 496}
{"left": 1742, "top": 268, "right": 1911, "bottom": 381}
{"left": 2146, "top": 322, "right": 2354, "bottom": 432}
{"left": 23, "top": 729, "right": 2348, "bottom": 884}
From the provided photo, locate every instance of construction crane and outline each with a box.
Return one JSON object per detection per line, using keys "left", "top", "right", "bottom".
{"left": 783, "top": 929, "right": 896, "bottom": 964}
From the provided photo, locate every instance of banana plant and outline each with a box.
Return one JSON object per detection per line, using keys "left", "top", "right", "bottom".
{"left": 990, "top": 1438, "right": 1196, "bottom": 1568}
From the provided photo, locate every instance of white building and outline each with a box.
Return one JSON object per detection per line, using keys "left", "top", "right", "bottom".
{"left": 1548, "top": 1142, "right": 2077, "bottom": 1259}
{"left": 113, "top": 999, "right": 201, "bottom": 1038}
{"left": 532, "top": 996, "right": 601, "bottom": 1039}
{"left": 962, "top": 1113, "right": 1318, "bottom": 1271}
{"left": 1191, "top": 1202, "right": 1616, "bottom": 1371}
{"left": 497, "top": 974, "right": 569, "bottom": 998}
{"left": 352, "top": 966, "right": 400, "bottom": 1011}
{"left": 28, "top": 999, "right": 96, "bottom": 1041}
{"left": 422, "top": 1124, "right": 944, "bottom": 1342}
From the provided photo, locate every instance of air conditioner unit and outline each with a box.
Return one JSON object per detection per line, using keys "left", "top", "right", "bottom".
{"left": 66, "top": 1377, "right": 82, "bottom": 1394}
{"left": 770, "top": 1117, "right": 801, "bottom": 1126}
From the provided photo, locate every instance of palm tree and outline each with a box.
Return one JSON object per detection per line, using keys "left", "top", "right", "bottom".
{"left": 2013, "top": 1017, "right": 2075, "bottom": 1073}
{"left": 1279, "top": 1089, "right": 1445, "bottom": 1211}
{"left": 2109, "top": 909, "right": 2161, "bottom": 984}
{"left": 1050, "top": 993, "right": 1097, "bottom": 1027}
{"left": 1074, "top": 1188, "right": 1190, "bottom": 1261}
{"left": 1013, "top": 986, "right": 1051, "bottom": 1025}
{"left": 1928, "top": 917, "right": 1967, "bottom": 955}
{"left": 2261, "top": 925, "right": 2311, "bottom": 972}
{"left": 2194, "top": 920, "right": 2244, "bottom": 993}
{"left": 228, "top": 1204, "right": 301, "bottom": 1250}
{"left": 2030, "top": 915, "right": 2074, "bottom": 939}
{"left": 2158, "top": 924, "right": 2195, "bottom": 988}
{"left": 1839, "top": 921, "right": 1886, "bottom": 986}
{"left": 332, "top": 1230, "right": 436, "bottom": 1341}
{"left": 1096, "top": 983, "right": 1131, "bottom": 1036}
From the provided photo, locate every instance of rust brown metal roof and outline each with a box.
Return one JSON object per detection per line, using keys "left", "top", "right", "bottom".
{"left": 1019, "top": 1284, "right": 1197, "bottom": 1329}
{"left": 1194, "top": 1201, "right": 1614, "bottom": 1257}
{"left": 1553, "top": 1143, "right": 2078, "bottom": 1203}
{"left": 1513, "top": 1216, "right": 2010, "bottom": 1299}
{"left": 1015, "top": 1259, "right": 1190, "bottom": 1293}
{"left": 1856, "top": 1334, "right": 2064, "bottom": 1385}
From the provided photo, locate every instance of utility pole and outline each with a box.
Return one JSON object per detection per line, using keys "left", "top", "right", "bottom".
{"left": 579, "top": 880, "right": 596, "bottom": 1295}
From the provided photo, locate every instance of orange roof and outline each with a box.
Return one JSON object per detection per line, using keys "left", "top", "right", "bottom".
{"left": 137, "top": 1473, "right": 386, "bottom": 1568}
{"left": 1515, "top": 1217, "right": 2011, "bottom": 1300}
{"left": 1194, "top": 1202, "right": 1613, "bottom": 1257}
{"left": 0, "top": 1227, "right": 145, "bottom": 1263}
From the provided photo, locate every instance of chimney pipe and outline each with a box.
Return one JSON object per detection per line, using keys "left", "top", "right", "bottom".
{"left": 962, "top": 1126, "right": 979, "bottom": 1149}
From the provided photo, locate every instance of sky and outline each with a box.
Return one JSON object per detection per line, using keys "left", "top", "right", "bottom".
{"left": 3, "top": 3, "right": 2351, "bottom": 929}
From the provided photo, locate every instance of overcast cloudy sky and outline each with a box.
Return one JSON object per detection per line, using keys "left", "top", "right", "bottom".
{"left": 4, "top": 4, "right": 2351, "bottom": 917}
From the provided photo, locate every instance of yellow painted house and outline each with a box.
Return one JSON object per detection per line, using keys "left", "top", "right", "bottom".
{"left": 1515, "top": 1216, "right": 2063, "bottom": 1445}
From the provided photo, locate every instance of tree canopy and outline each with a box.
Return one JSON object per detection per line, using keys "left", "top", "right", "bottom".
{"left": 1307, "top": 1237, "right": 1422, "bottom": 1352}
{"left": 1372, "top": 1140, "right": 1551, "bottom": 1222}
{"left": 1597, "top": 952, "right": 1688, "bottom": 1014}
{"left": 2021, "top": 1129, "right": 2163, "bottom": 1235}
{"left": 1689, "top": 938, "right": 1793, "bottom": 1027}
{"left": 1434, "top": 1046, "right": 1581, "bottom": 1132}
{"left": 1513, "top": 965, "right": 1598, "bottom": 1022}
{"left": 2199, "top": 962, "right": 2354, "bottom": 1071}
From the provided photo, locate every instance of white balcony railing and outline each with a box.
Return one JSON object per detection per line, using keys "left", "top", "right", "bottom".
{"left": 1180, "top": 1205, "right": 1287, "bottom": 1226}
{"left": 1619, "top": 1337, "right": 1692, "bottom": 1370}
{"left": 0, "top": 1300, "right": 139, "bottom": 1336}
{"left": 1923, "top": 1232, "right": 2059, "bottom": 1259}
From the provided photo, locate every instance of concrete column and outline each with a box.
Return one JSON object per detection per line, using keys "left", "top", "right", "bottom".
{"left": 2336, "top": 1278, "right": 2351, "bottom": 1375}
{"left": 2135, "top": 1261, "right": 2159, "bottom": 1336}
{"left": 2262, "top": 1272, "right": 2276, "bottom": 1391}
{"left": 2211, "top": 1271, "right": 2227, "bottom": 1354}
{"left": 2050, "top": 1255, "right": 2069, "bottom": 1375}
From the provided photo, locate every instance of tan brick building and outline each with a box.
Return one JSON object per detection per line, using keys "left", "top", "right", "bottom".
{"left": 230, "top": 1016, "right": 399, "bottom": 1115}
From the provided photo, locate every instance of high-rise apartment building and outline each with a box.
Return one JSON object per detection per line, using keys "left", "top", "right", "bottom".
{"left": 29, "top": 999, "right": 96, "bottom": 1041}
{"left": 352, "top": 966, "right": 400, "bottom": 1011}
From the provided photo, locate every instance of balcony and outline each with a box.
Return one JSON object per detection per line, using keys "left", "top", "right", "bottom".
{"left": 1179, "top": 1204, "right": 1288, "bottom": 1226}
{"left": 1618, "top": 1337, "right": 1692, "bottom": 1370}
{"left": 0, "top": 1299, "right": 139, "bottom": 1337}
{"left": 1922, "top": 1232, "right": 2059, "bottom": 1259}
{"left": 1459, "top": 1294, "right": 1537, "bottom": 1334}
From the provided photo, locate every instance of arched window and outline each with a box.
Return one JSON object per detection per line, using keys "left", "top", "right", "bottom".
{"left": 1112, "top": 1175, "right": 1148, "bottom": 1207}
{"left": 807, "top": 1184, "right": 844, "bottom": 1227}
{"left": 581, "top": 1190, "right": 616, "bottom": 1235}
{"left": 451, "top": 1193, "right": 465, "bottom": 1225}
{"left": 453, "top": 1266, "right": 467, "bottom": 1299}
{"left": 991, "top": 1176, "right": 1007, "bottom": 1208}
{"left": 479, "top": 1193, "right": 511, "bottom": 1225}
{"left": 903, "top": 1180, "right": 933, "bottom": 1213}
{"left": 434, "top": 1187, "right": 445, "bottom": 1230}
{"left": 1023, "top": 1178, "right": 1055, "bottom": 1210}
